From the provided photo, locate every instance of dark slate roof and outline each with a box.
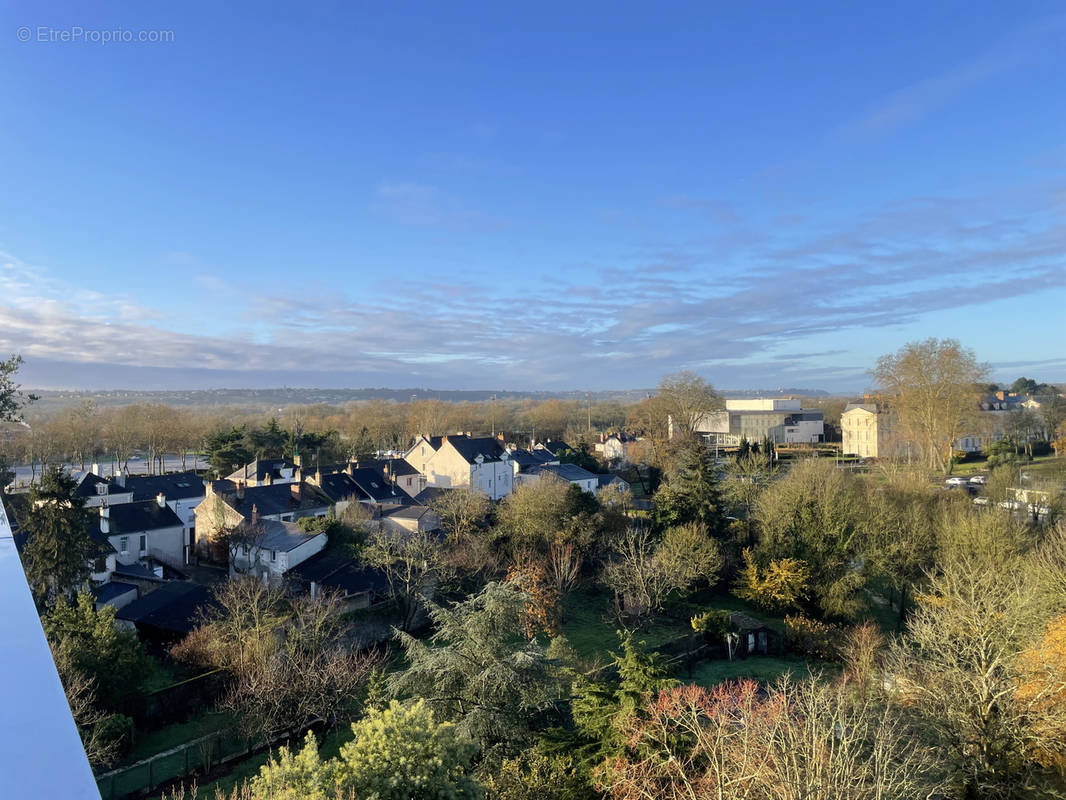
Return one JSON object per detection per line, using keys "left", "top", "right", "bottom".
{"left": 286, "top": 548, "right": 352, "bottom": 583}
{"left": 346, "top": 468, "right": 404, "bottom": 503}
{"left": 445, "top": 436, "right": 507, "bottom": 464}
{"left": 125, "top": 471, "right": 205, "bottom": 502}
{"left": 531, "top": 463, "right": 598, "bottom": 483}
{"left": 730, "top": 612, "right": 775, "bottom": 632}
{"left": 91, "top": 582, "right": 138, "bottom": 604}
{"left": 287, "top": 550, "right": 391, "bottom": 597}
{"left": 412, "top": 486, "right": 448, "bottom": 505}
{"left": 226, "top": 459, "right": 297, "bottom": 484}
{"left": 88, "top": 500, "right": 184, "bottom": 540}
{"left": 258, "top": 519, "right": 323, "bottom": 553}
{"left": 321, "top": 563, "right": 391, "bottom": 596}
{"left": 381, "top": 504, "right": 433, "bottom": 521}
{"left": 212, "top": 481, "right": 333, "bottom": 517}
{"left": 536, "top": 440, "right": 572, "bottom": 456}
{"left": 116, "top": 581, "right": 215, "bottom": 634}
{"left": 113, "top": 562, "right": 162, "bottom": 580}
{"left": 76, "top": 473, "right": 129, "bottom": 500}
{"left": 355, "top": 458, "right": 420, "bottom": 478}
{"left": 596, "top": 474, "right": 630, "bottom": 489}
{"left": 314, "top": 472, "right": 370, "bottom": 504}
{"left": 506, "top": 448, "right": 545, "bottom": 468}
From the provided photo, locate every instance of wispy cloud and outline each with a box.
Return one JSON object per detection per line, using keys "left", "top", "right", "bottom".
{"left": 2, "top": 175, "right": 1065, "bottom": 391}
{"left": 839, "top": 13, "right": 1066, "bottom": 140}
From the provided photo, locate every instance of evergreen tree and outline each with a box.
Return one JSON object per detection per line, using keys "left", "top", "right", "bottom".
{"left": 391, "top": 581, "right": 564, "bottom": 755}
{"left": 21, "top": 466, "right": 95, "bottom": 607}
{"left": 652, "top": 441, "right": 726, "bottom": 534}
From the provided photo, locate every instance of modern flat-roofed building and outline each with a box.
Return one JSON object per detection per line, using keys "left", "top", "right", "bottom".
{"left": 694, "top": 398, "right": 824, "bottom": 446}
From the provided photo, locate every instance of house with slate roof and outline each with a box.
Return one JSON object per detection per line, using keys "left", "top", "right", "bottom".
{"left": 91, "top": 498, "right": 186, "bottom": 570}
{"left": 419, "top": 434, "right": 514, "bottom": 500}
{"left": 229, "top": 516, "right": 327, "bottom": 581}
{"left": 193, "top": 478, "right": 333, "bottom": 562}
{"left": 122, "top": 470, "right": 206, "bottom": 548}
{"left": 74, "top": 472, "right": 133, "bottom": 508}
{"left": 286, "top": 549, "right": 390, "bottom": 609}
{"left": 225, "top": 457, "right": 300, "bottom": 487}
{"left": 517, "top": 462, "right": 599, "bottom": 493}
{"left": 115, "top": 581, "right": 217, "bottom": 646}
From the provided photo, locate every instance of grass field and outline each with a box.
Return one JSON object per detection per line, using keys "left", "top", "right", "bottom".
{"left": 126, "top": 711, "right": 235, "bottom": 764}
{"left": 685, "top": 654, "right": 835, "bottom": 687}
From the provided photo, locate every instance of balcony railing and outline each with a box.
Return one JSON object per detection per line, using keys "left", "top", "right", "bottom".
{"left": 0, "top": 496, "right": 101, "bottom": 798}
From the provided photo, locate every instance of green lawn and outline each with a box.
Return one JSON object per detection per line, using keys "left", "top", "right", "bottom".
{"left": 126, "top": 710, "right": 235, "bottom": 764}
{"left": 557, "top": 587, "right": 690, "bottom": 665}
{"left": 685, "top": 654, "right": 836, "bottom": 687}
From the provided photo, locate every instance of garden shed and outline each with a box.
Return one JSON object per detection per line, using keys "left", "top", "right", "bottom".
{"left": 729, "top": 612, "right": 783, "bottom": 658}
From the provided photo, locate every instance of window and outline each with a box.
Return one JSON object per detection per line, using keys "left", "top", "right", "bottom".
{"left": 119, "top": 536, "right": 129, "bottom": 554}
{"left": 139, "top": 535, "right": 147, "bottom": 554}
{"left": 93, "top": 557, "right": 107, "bottom": 573}
{"left": 270, "top": 550, "right": 277, "bottom": 562}
{"left": 242, "top": 545, "right": 249, "bottom": 556}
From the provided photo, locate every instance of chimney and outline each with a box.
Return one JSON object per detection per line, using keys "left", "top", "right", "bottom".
{"left": 345, "top": 462, "right": 353, "bottom": 476}
{"left": 204, "top": 479, "right": 213, "bottom": 496}
{"left": 250, "top": 504, "right": 259, "bottom": 526}
{"left": 497, "top": 433, "right": 504, "bottom": 441}
{"left": 90, "top": 463, "right": 100, "bottom": 476}
{"left": 263, "top": 472, "right": 273, "bottom": 486}
{"left": 314, "top": 468, "right": 322, "bottom": 485}
{"left": 291, "top": 482, "right": 302, "bottom": 503}
{"left": 99, "top": 504, "right": 109, "bottom": 535}
{"left": 115, "top": 470, "right": 126, "bottom": 488}
{"left": 441, "top": 435, "right": 448, "bottom": 445}
{"left": 294, "top": 467, "right": 303, "bottom": 483}
{"left": 156, "top": 492, "right": 166, "bottom": 509}
{"left": 236, "top": 480, "right": 245, "bottom": 500}
{"left": 293, "top": 453, "right": 302, "bottom": 468}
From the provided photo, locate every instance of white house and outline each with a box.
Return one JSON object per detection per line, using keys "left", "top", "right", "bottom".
{"left": 230, "top": 517, "right": 328, "bottom": 581}
{"left": 75, "top": 471, "right": 133, "bottom": 508}
{"left": 516, "top": 463, "right": 599, "bottom": 494}
{"left": 418, "top": 435, "right": 514, "bottom": 500}
{"left": 90, "top": 499, "right": 186, "bottom": 570}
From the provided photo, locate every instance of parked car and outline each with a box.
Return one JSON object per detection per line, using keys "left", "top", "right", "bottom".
{"left": 969, "top": 475, "right": 987, "bottom": 485}
{"left": 945, "top": 476, "right": 968, "bottom": 487}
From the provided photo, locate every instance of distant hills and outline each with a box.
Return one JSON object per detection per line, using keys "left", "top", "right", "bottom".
{"left": 26, "top": 386, "right": 831, "bottom": 412}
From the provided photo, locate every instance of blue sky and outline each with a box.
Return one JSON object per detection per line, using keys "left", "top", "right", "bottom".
{"left": 1, "top": 1, "right": 1064, "bottom": 392}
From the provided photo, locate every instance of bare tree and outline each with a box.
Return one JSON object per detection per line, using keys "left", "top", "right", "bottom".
{"left": 872, "top": 338, "right": 987, "bottom": 474}
{"left": 656, "top": 371, "right": 723, "bottom": 440}
{"left": 363, "top": 528, "right": 449, "bottom": 631}
{"left": 429, "top": 486, "right": 490, "bottom": 542}
{"left": 602, "top": 522, "right": 722, "bottom": 616}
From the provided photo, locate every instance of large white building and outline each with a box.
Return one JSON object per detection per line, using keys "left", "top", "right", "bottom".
{"left": 694, "top": 398, "right": 824, "bottom": 446}
{"left": 405, "top": 434, "right": 514, "bottom": 500}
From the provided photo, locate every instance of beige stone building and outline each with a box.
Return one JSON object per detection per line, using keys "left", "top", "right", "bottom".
{"left": 841, "top": 402, "right": 898, "bottom": 458}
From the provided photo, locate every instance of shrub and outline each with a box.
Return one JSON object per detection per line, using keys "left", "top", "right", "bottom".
{"left": 734, "top": 549, "right": 809, "bottom": 613}
{"left": 784, "top": 614, "right": 841, "bottom": 661}
{"left": 95, "top": 714, "right": 134, "bottom": 761}
{"left": 691, "top": 609, "right": 736, "bottom": 641}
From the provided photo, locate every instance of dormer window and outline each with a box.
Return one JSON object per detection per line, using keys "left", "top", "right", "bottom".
{"left": 96, "top": 483, "right": 107, "bottom": 495}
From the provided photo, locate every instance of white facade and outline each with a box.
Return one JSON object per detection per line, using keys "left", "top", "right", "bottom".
{"left": 725, "top": 398, "right": 802, "bottom": 412}
{"left": 422, "top": 441, "right": 514, "bottom": 500}
{"left": 232, "top": 530, "right": 327, "bottom": 580}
